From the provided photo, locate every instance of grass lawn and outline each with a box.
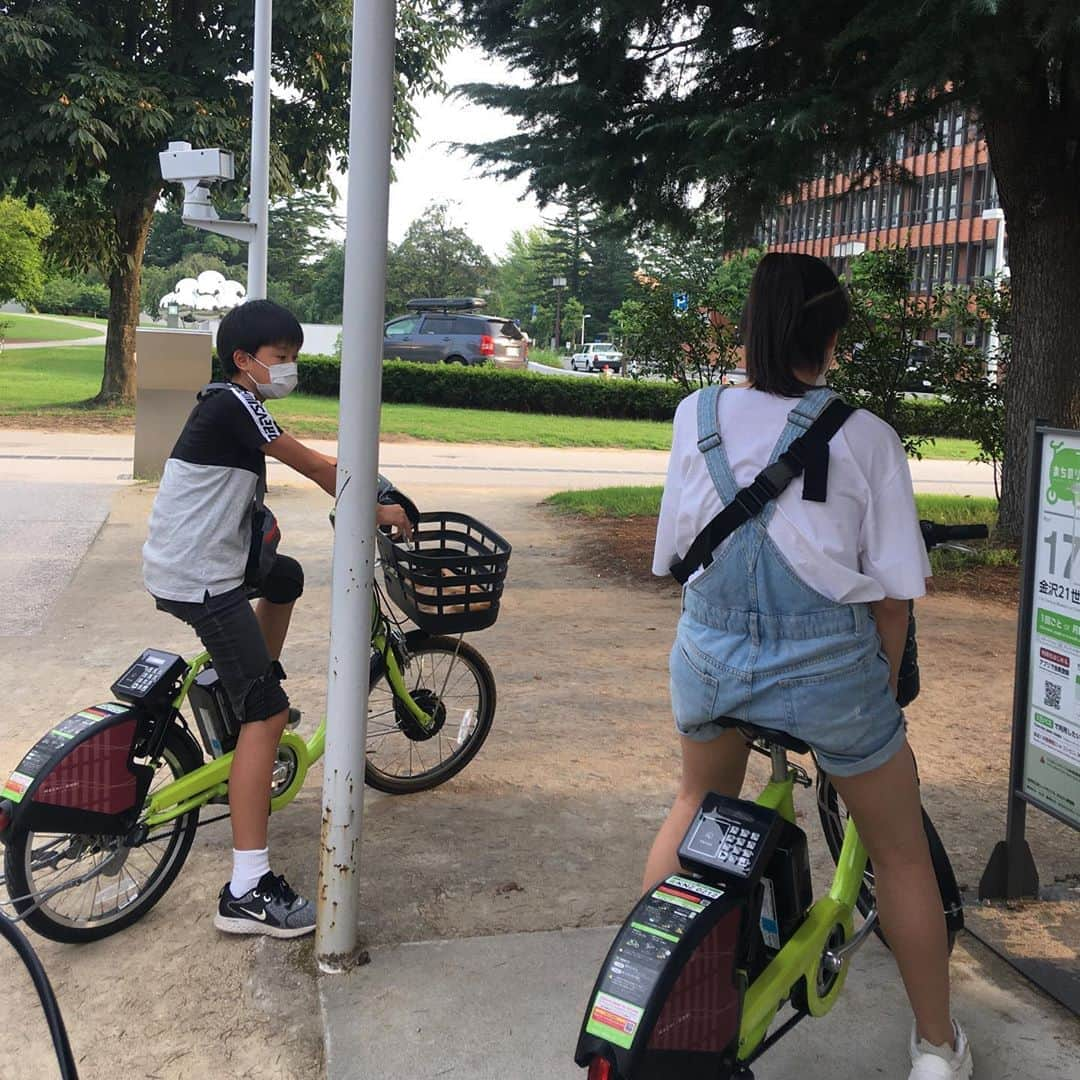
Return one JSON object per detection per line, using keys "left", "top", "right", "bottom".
{"left": 1, "top": 314, "right": 102, "bottom": 343}
{"left": 270, "top": 394, "right": 674, "bottom": 448}
{"left": 0, "top": 344, "right": 986, "bottom": 462}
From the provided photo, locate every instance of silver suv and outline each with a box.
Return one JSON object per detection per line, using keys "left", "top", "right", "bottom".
{"left": 383, "top": 298, "right": 527, "bottom": 368}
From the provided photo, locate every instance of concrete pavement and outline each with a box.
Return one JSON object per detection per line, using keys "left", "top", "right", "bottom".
{"left": 3, "top": 313, "right": 107, "bottom": 349}
{"left": 319, "top": 926, "right": 1080, "bottom": 1080}
{"left": 0, "top": 429, "right": 997, "bottom": 494}
{"left": 1, "top": 425, "right": 1075, "bottom": 1080}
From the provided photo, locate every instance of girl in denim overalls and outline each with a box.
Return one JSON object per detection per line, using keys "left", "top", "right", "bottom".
{"left": 647, "top": 255, "right": 973, "bottom": 1080}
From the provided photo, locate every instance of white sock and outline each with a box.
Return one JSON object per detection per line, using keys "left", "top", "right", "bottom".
{"left": 230, "top": 848, "right": 270, "bottom": 898}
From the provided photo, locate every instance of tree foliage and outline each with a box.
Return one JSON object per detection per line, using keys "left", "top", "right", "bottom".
{"left": 384, "top": 201, "right": 493, "bottom": 316}
{"left": 614, "top": 249, "right": 763, "bottom": 389}
{"left": 0, "top": 196, "right": 53, "bottom": 304}
{"left": 455, "top": 0, "right": 1080, "bottom": 537}
{"left": 0, "top": 0, "right": 457, "bottom": 400}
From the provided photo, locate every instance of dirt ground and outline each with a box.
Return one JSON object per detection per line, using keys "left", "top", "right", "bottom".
{"left": 2, "top": 477, "right": 1076, "bottom": 1079}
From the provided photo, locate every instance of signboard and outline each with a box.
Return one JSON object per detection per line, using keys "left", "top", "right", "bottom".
{"left": 981, "top": 423, "right": 1080, "bottom": 902}
{"left": 1024, "top": 433, "right": 1080, "bottom": 827}
{"left": 672, "top": 291, "right": 689, "bottom": 314}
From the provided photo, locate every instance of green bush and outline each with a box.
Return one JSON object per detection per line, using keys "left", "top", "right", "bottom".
{"left": 36, "top": 275, "right": 109, "bottom": 318}
{"left": 298, "top": 357, "right": 687, "bottom": 420}
{"left": 292, "top": 356, "right": 973, "bottom": 434}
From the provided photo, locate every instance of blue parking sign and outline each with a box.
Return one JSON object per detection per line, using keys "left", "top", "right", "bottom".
{"left": 673, "top": 291, "right": 689, "bottom": 313}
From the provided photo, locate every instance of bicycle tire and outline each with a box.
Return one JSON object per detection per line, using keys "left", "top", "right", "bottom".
{"left": 817, "top": 771, "right": 959, "bottom": 954}
{"left": 4, "top": 723, "right": 203, "bottom": 943}
{"left": 365, "top": 633, "right": 495, "bottom": 795}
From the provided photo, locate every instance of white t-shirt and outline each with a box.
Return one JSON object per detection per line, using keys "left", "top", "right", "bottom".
{"left": 652, "top": 387, "right": 931, "bottom": 602}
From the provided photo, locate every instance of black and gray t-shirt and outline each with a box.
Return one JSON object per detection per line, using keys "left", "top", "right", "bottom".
{"left": 143, "top": 382, "right": 282, "bottom": 602}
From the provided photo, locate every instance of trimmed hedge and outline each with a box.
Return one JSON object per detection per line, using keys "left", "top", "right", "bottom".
{"left": 292, "top": 355, "right": 969, "bottom": 436}
{"left": 299, "top": 356, "right": 687, "bottom": 421}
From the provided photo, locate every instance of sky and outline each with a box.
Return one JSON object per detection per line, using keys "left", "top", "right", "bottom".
{"left": 333, "top": 46, "right": 544, "bottom": 260}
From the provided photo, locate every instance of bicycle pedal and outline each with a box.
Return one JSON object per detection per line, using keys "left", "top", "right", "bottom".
{"left": 286, "top": 707, "right": 302, "bottom": 730}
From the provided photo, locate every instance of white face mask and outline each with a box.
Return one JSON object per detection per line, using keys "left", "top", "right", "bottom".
{"left": 250, "top": 357, "right": 298, "bottom": 399}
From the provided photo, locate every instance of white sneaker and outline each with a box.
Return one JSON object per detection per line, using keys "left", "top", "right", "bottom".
{"left": 909, "top": 1020, "right": 973, "bottom": 1080}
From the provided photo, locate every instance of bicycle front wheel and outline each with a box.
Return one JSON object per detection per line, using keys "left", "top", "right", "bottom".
{"left": 3, "top": 722, "right": 203, "bottom": 943}
{"left": 365, "top": 634, "right": 495, "bottom": 795}
{"left": 817, "top": 771, "right": 960, "bottom": 954}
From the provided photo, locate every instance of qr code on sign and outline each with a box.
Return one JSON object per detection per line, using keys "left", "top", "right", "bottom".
{"left": 1044, "top": 680, "right": 1062, "bottom": 711}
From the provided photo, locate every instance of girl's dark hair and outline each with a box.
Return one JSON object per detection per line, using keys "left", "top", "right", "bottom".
{"left": 740, "top": 253, "right": 850, "bottom": 396}
{"left": 217, "top": 299, "right": 304, "bottom": 373}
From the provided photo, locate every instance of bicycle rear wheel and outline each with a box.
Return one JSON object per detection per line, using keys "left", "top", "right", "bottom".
{"left": 365, "top": 633, "right": 495, "bottom": 795}
{"left": 817, "top": 771, "right": 961, "bottom": 954}
{"left": 3, "top": 722, "right": 203, "bottom": 943}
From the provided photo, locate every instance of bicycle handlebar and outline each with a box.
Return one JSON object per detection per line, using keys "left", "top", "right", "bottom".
{"left": 919, "top": 520, "right": 990, "bottom": 551}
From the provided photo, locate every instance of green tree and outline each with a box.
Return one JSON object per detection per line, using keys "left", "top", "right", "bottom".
{"left": 829, "top": 247, "right": 935, "bottom": 454}
{"left": 0, "top": 0, "right": 456, "bottom": 402}
{"left": 384, "top": 202, "right": 493, "bottom": 316}
{"left": 613, "top": 277, "right": 742, "bottom": 389}
{"left": 927, "top": 280, "right": 1009, "bottom": 499}
{"left": 266, "top": 189, "right": 340, "bottom": 311}
{"left": 305, "top": 245, "right": 346, "bottom": 324}
{"left": 458, "top": 0, "right": 1080, "bottom": 537}
{"left": 0, "top": 196, "right": 53, "bottom": 304}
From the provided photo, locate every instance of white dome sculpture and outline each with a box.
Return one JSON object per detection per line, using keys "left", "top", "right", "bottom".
{"left": 160, "top": 271, "right": 247, "bottom": 315}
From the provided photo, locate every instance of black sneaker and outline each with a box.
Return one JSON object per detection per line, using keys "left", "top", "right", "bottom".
{"left": 214, "top": 872, "right": 316, "bottom": 939}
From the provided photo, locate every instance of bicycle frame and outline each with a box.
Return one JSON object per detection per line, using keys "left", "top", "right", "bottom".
{"left": 141, "top": 592, "right": 434, "bottom": 830}
{"left": 736, "top": 746, "right": 869, "bottom": 1063}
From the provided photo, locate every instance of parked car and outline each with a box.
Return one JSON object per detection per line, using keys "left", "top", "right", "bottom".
{"left": 383, "top": 298, "right": 526, "bottom": 368}
{"left": 570, "top": 341, "right": 623, "bottom": 373}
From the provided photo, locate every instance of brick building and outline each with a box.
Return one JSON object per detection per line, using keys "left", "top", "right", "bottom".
{"left": 759, "top": 104, "right": 1005, "bottom": 297}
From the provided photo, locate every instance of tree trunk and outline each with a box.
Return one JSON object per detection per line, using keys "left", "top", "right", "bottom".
{"left": 96, "top": 187, "right": 159, "bottom": 404}
{"left": 983, "top": 113, "right": 1080, "bottom": 542}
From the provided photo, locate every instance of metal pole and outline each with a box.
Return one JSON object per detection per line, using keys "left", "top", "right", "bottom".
{"left": 315, "top": 0, "right": 396, "bottom": 970}
{"left": 247, "top": 0, "right": 272, "bottom": 299}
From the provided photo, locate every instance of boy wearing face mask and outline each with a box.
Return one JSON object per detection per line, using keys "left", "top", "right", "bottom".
{"left": 143, "top": 300, "right": 411, "bottom": 938}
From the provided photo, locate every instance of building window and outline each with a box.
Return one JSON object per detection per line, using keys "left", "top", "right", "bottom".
{"left": 946, "top": 172, "right": 960, "bottom": 220}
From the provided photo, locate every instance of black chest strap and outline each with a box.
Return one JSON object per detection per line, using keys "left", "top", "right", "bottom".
{"left": 669, "top": 397, "right": 855, "bottom": 585}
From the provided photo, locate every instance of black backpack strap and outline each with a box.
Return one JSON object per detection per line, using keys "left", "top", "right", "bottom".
{"left": 669, "top": 397, "right": 855, "bottom": 585}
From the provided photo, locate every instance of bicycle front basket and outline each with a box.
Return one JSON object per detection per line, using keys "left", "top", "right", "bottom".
{"left": 377, "top": 511, "right": 511, "bottom": 634}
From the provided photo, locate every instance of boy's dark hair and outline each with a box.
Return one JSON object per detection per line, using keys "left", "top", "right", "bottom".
{"left": 740, "top": 253, "right": 850, "bottom": 396}
{"left": 217, "top": 299, "right": 304, "bottom": 374}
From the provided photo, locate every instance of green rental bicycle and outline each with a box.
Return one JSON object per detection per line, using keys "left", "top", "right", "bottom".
{"left": 0, "top": 486, "right": 511, "bottom": 944}
{"left": 576, "top": 520, "right": 984, "bottom": 1080}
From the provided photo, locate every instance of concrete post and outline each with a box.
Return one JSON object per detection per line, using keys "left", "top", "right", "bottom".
{"left": 132, "top": 328, "right": 212, "bottom": 479}
{"left": 315, "top": 0, "right": 396, "bottom": 971}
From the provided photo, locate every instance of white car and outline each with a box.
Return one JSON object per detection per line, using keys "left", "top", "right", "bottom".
{"left": 570, "top": 342, "right": 623, "bottom": 372}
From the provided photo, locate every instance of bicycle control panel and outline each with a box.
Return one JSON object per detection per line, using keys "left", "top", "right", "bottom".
{"left": 111, "top": 649, "right": 188, "bottom": 705}
{"left": 677, "top": 792, "right": 783, "bottom": 882}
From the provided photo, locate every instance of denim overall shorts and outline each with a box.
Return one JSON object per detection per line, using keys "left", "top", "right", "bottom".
{"left": 669, "top": 386, "right": 906, "bottom": 777}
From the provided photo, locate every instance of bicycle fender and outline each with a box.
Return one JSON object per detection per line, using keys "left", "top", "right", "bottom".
{"left": 0, "top": 702, "right": 157, "bottom": 840}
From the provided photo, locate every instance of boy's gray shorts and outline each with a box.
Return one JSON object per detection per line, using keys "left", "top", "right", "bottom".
{"left": 154, "top": 573, "right": 294, "bottom": 725}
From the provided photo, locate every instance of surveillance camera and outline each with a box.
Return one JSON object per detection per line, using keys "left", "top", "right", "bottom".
{"left": 159, "top": 141, "right": 235, "bottom": 183}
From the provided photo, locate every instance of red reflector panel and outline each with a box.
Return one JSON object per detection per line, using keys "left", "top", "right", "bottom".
{"left": 588, "top": 1058, "right": 613, "bottom": 1080}
{"left": 479, "top": 334, "right": 495, "bottom": 355}
{"left": 0, "top": 805, "right": 10, "bottom": 833}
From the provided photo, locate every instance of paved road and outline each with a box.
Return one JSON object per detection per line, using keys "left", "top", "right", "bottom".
{"left": 4, "top": 313, "right": 107, "bottom": 350}
{"left": 0, "top": 429, "right": 997, "bottom": 493}
{"left": 0, "top": 429, "right": 996, "bottom": 636}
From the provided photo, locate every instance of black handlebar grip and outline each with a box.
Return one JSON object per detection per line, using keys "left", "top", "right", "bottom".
{"left": 936, "top": 524, "right": 990, "bottom": 541}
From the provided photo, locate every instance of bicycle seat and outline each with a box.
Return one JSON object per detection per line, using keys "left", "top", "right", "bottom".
{"left": 713, "top": 716, "right": 812, "bottom": 756}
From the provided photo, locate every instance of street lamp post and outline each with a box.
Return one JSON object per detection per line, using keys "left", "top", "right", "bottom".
{"left": 581, "top": 313, "right": 591, "bottom": 345}
{"left": 552, "top": 276, "right": 567, "bottom": 351}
